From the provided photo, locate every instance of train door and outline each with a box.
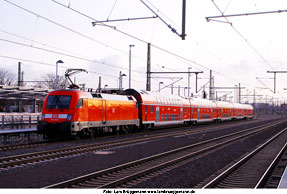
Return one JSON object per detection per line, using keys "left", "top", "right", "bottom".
{"left": 191, "top": 107, "right": 193, "bottom": 119}
{"left": 180, "top": 108, "right": 183, "bottom": 120}
{"left": 102, "top": 100, "right": 107, "bottom": 124}
{"left": 156, "top": 107, "right": 159, "bottom": 122}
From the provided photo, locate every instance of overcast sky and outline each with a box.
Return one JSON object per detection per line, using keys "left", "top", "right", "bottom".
{"left": 1, "top": 0, "right": 287, "bottom": 103}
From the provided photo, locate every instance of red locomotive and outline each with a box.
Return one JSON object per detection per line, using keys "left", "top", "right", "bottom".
{"left": 37, "top": 88, "right": 254, "bottom": 138}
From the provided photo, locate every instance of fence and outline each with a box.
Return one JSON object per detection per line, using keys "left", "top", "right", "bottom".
{"left": 0, "top": 113, "right": 41, "bottom": 129}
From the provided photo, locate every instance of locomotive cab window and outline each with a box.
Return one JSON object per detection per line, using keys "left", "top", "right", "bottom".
{"left": 46, "top": 95, "right": 72, "bottom": 109}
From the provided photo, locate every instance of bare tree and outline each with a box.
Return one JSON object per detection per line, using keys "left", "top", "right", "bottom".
{"left": 0, "top": 68, "right": 16, "bottom": 86}
{"left": 35, "top": 72, "right": 67, "bottom": 89}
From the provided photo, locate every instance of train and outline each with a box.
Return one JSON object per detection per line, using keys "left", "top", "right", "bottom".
{"left": 37, "top": 88, "right": 254, "bottom": 138}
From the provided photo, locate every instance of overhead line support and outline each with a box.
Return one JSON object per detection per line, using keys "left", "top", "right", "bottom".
{"left": 267, "top": 70, "right": 287, "bottom": 93}
{"left": 139, "top": 0, "right": 183, "bottom": 39}
{"left": 206, "top": 9, "right": 287, "bottom": 21}
{"left": 92, "top": 16, "right": 158, "bottom": 25}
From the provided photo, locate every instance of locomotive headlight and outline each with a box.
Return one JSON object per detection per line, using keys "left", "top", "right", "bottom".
{"left": 41, "top": 114, "right": 45, "bottom": 120}
{"left": 67, "top": 114, "right": 72, "bottom": 121}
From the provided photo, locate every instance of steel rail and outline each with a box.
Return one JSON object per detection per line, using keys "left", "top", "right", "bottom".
{"left": 203, "top": 127, "right": 287, "bottom": 188}
{"left": 0, "top": 142, "right": 47, "bottom": 152}
{"left": 45, "top": 120, "right": 285, "bottom": 188}
{"left": 255, "top": 141, "right": 287, "bottom": 188}
{"left": 0, "top": 117, "right": 256, "bottom": 152}
{"left": 0, "top": 119, "right": 259, "bottom": 169}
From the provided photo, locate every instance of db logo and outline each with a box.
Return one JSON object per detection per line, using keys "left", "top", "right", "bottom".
{"left": 52, "top": 114, "right": 59, "bottom": 119}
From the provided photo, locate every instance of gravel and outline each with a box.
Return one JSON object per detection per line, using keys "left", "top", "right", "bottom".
{"left": 0, "top": 115, "right": 284, "bottom": 188}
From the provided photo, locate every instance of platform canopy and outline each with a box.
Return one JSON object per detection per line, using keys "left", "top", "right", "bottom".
{"left": 0, "top": 85, "right": 51, "bottom": 101}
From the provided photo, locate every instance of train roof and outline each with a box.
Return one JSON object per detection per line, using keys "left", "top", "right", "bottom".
{"left": 192, "top": 98, "right": 217, "bottom": 108}
{"left": 140, "top": 90, "right": 187, "bottom": 106}
{"left": 242, "top": 104, "right": 254, "bottom": 110}
{"left": 48, "top": 89, "right": 88, "bottom": 98}
{"left": 100, "top": 93, "right": 136, "bottom": 102}
{"left": 48, "top": 90, "right": 137, "bottom": 102}
{"left": 124, "top": 89, "right": 189, "bottom": 106}
{"left": 214, "top": 101, "right": 234, "bottom": 109}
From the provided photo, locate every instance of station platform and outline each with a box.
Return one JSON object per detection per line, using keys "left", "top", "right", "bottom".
{"left": 0, "top": 128, "right": 37, "bottom": 135}
{"left": 278, "top": 166, "right": 287, "bottom": 188}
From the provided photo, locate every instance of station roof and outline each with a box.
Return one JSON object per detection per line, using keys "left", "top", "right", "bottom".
{"left": 0, "top": 85, "right": 51, "bottom": 101}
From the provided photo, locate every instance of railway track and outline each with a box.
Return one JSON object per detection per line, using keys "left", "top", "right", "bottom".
{"left": 256, "top": 141, "right": 287, "bottom": 188}
{"left": 0, "top": 118, "right": 270, "bottom": 152}
{"left": 44, "top": 119, "right": 286, "bottom": 188}
{"left": 201, "top": 125, "right": 287, "bottom": 188}
{"left": 0, "top": 119, "right": 262, "bottom": 170}
{"left": 0, "top": 142, "right": 49, "bottom": 152}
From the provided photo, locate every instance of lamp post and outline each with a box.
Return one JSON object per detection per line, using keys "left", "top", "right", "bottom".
{"left": 56, "top": 60, "right": 64, "bottom": 90}
{"left": 159, "top": 82, "right": 164, "bottom": 93}
{"left": 119, "top": 71, "right": 127, "bottom": 90}
{"left": 129, "top": 44, "right": 135, "bottom": 89}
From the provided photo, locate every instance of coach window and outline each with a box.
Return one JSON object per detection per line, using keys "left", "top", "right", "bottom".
{"left": 151, "top": 105, "right": 154, "bottom": 113}
{"left": 76, "top": 98, "right": 83, "bottom": 108}
{"left": 145, "top": 105, "right": 147, "bottom": 113}
{"left": 184, "top": 107, "right": 187, "bottom": 113}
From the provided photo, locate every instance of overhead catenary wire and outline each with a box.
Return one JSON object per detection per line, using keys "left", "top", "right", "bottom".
{"left": 49, "top": 0, "right": 252, "bottom": 86}
{"left": 252, "top": 0, "right": 284, "bottom": 68}
{"left": 49, "top": 0, "right": 203, "bottom": 68}
{"left": 0, "top": 37, "right": 145, "bottom": 74}
{"left": 210, "top": 0, "right": 275, "bottom": 70}
{"left": 4, "top": 0, "right": 200, "bottom": 73}
{"left": 2, "top": 0, "right": 280, "bottom": 94}
{"left": 223, "top": 0, "right": 233, "bottom": 14}
{"left": 0, "top": 0, "right": 182, "bottom": 89}
{"left": 210, "top": 0, "right": 287, "bottom": 98}
{"left": 3, "top": 0, "right": 127, "bottom": 55}
{"left": 31, "top": 15, "right": 39, "bottom": 46}
{"left": 0, "top": 54, "right": 146, "bottom": 84}
{"left": 0, "top": 29, "right": 92, "bottom": 60}
{"left": 0, "top": 29, "right": 147, "bottom": 75}
{"left": 2, "top": 0, "right": 172, "bottom": 76}
{"left": 142, "top": 0, "right": 224, "bottom": 64}
{"left": 107, "top": 0, "right": 118, "bottom": 20}
{"left": 139, "top": 0, "right": 181, "bottom": 38}
{"left": 0, "top": 0, "right": 256, "bottom": 93}
{"left": 145, "top": 0, "right": 179, "bottom": 29}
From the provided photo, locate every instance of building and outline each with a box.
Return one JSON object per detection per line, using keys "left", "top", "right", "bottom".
{"left": 0, "top": 85, "right": 50, "bottom": 113}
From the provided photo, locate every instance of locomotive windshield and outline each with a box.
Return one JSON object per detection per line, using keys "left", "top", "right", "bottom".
{"left": 46, "top": 95, "right": 72, "bottom": 109}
